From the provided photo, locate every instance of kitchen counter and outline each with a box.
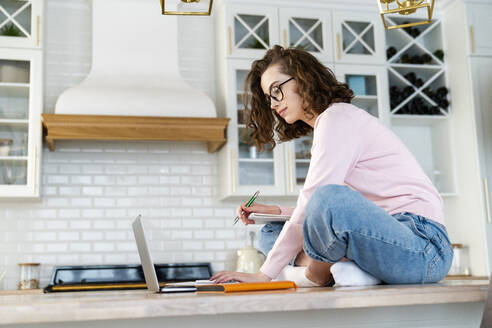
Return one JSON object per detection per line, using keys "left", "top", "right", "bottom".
{"left": 0, "top": 279, "right": 488, "bottom": 327}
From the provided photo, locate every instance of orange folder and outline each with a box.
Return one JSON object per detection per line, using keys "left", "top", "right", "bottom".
{"left": 196, "top": 280, "right": 297, "bottom": 293}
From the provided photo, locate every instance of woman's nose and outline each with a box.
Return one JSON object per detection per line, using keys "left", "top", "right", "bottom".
{"left": 270, "top": 98, "right": 280, "bottom": 109}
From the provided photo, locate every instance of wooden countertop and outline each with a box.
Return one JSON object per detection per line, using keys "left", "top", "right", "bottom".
{"left": 0, "top": 280, "right": 488, "bottom": 325}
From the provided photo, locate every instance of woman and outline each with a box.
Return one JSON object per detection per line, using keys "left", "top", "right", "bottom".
{"left": 211, "top": 45, "right": 453, "bottom": 286}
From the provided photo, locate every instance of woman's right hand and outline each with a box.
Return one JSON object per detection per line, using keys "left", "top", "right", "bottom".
{"left": 237, "top": 202, "right": 281, "bottom": 225}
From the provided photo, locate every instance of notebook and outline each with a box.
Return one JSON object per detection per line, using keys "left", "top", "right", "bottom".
{"left": 132, "top": 215, "right": 297, "bottom": 293}
{"left": 248, "top": 213, "right": 291, "bottom": 224}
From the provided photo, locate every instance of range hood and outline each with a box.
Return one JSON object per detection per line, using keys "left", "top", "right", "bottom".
{"left": 45, "top": 0, "right": 228, "bottom": 153}
{"left": 55, "top": 0, "right": 215, "bottom": 117}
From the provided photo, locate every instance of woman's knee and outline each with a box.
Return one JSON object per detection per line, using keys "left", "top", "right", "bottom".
{"left": 304, "top": 184, "right": 352, "bottom": 230}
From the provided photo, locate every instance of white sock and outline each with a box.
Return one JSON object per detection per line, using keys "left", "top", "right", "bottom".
{"left": 274, "top": 265, "right": 319, "bottom": 287}
{"left": 330, "top": 261, "right": 381, "bottom": 287}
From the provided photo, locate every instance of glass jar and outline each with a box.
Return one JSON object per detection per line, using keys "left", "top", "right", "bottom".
{"left": 448, "top": 244, "right": 470, "bottom": 276}
{"left": 18, "top": 263, "right": 40, "bottom": 290}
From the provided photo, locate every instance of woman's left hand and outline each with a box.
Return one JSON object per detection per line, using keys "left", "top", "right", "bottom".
{"left": 211, "top": 271, "right": 272, "bottom": 283}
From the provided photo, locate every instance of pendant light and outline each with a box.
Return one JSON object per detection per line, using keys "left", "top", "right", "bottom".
{"left": 378, "top": 0, "right": 435, "bottom": 30}
{"left": 160, "top": 0, "right": 213, "bottom": 16}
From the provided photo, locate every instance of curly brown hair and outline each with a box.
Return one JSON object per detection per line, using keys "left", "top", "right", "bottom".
{"left": 243, "top": 45, "right": 354, "bottom": 151}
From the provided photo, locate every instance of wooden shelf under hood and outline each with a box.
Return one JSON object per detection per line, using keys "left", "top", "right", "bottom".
{"left": 41, "top": 114, "right": 230, "bottom": 153}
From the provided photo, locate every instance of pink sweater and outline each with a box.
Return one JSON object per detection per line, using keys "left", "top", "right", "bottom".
{"left": 260, "top": 103, "right": 445, "bottom": 279}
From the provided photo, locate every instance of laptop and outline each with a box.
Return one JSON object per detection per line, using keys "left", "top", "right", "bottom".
{"left": 132, "top": 215, "right": 201, "bottom": 293}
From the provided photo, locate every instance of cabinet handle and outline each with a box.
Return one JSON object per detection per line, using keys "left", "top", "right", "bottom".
{"left": 288, "top": 148, "right": 293, "bottom": 193}
{"left": 228, "top": 26, "right": 232, "bottom": 55}
{"left": 34, "top": 146, "right": 38, "bottom": 193}
{"left": 470, "top": 25, "right": 475, "bottom": 54}
{"left": 36, "top": 16, "right": 40, "bottom": 47}
{"left": 484, "top": 178, "right": 491, "bottom": 224}
{"left": 283, "top": 29, "right": 287, "bottom": 48}
{"left": 231, "top": 148, "right": 236, "bottom": 193}
{"left": 336, "top": 33, "right": 342, "bottom": 60}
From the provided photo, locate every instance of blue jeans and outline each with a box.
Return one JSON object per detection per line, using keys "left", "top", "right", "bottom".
{"left": 259, "top": 184, "right": 453, "bottom": 284}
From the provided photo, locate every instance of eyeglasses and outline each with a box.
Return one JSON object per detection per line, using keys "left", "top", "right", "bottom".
{"left": 265, "top": 77, "right": 294, "bottom": 105}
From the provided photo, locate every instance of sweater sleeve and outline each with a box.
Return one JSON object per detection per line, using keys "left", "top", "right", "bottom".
{"left": 279, "top": 206, "right": 295, "bottom": 216}
{"left": 260, "top": 106, "right": 365, "bottom": 279}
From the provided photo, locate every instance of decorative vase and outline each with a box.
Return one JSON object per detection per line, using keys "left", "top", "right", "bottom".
{"left": 249, "top": 146, "right": 257, "bottom": 159}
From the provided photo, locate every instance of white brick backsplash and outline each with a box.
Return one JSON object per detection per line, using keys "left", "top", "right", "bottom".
{"left": 82, "top": 232, "right": 104, "bottom": 241}
{"left": 182, "top": 219, "right": 202, "bottom": 229}
{"left": 59, "top": 232, "right": 80, "bottom": 241}
{"left": 171, "top": 208, "right": 192, "bottom": 217}
{"left": 93, "top": 198, "right": 116, "bottom": 207}
{"left": 104, "top": 231, "right": 127, "bottom": 240}
{"left": 69, "top": 243, "right": 91, "bottom": 252}
{"left": 69, "top": 220, "right": 91, "bottom": 230}
{"left": 46, "top": 243, "right": 69, "bottom": 252}
{"left": 205, "top": 241, "right": 225, "bottom": 250}
{"left": 0, "top": 0, "right": 258, "bottom": 291}
{"left": 45, "top": 220, "right": 68, "bottom": 230}
{"left": 47, "top": 175, "right": 69, "bottom": 184}
{"left": 82, "top": 186, "right": 104, "bottom": 196}
{"left": 171, "top": 231, "right": 192, "bottom": 240}
{"left": 58, "top": 187, "right": 81, "bottom": 196}
{"left": 215, "top": 230, "right": 236, "bottom": 240}
{"left": 70, "top": 176, "right": 92, "bottom": 185}
{"left": 194, "top": 230, "right": 214, "bottom": 239}
{"left": 60, "top": 165, "right": 82, "bottom": 174}
{"left": 93, "top": 243, "right": 115, "bottom": 252}
{"left": 58, "top": 209, "right": 81, "bottom": 219}
{"left": 182, "top": 241, "right": 203, "bottom": 250}
{"left": 46, "top": 197, "right": 70, "bottom": 207}
{"left": 70, "top": 197, "right": 92, "bottom": 207}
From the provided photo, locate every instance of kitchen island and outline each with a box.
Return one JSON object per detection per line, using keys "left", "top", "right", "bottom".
{"left": 0, "top": 279, "right": 487, "bottom": 328}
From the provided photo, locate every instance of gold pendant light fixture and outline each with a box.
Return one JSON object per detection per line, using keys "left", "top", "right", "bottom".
{"left": 378, "top": 0, "right": 435, "bottom": 30}
{"left": 160, "top": 0, "right": 213, "bottom": 16}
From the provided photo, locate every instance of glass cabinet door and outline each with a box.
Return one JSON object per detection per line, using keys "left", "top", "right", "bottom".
{"left": 0, "top": 0, "right": 42, "bottom": 48}
{"left": 279, "top": 8, "right": 333, "bottom": 62}
{"left": 226, "top": 5, "right": 279, "bottom": 59}
{"left": 226, "top": 60, "right": 285, "bottom": 197}
{"left": 335, "top": 64, "right": 390, "bottom": 125}
{"left": 0, "top": 49, "right": 41, "bottom": 197}
{"left": 332, "top": 11, "right": 385, "bottom": 64}
{"left": 284, "top": 133, "right": 313, "bottom": 195}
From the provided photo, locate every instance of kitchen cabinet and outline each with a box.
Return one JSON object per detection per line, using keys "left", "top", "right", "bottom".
{"left": 332, "top": 10, "right": 385, "bottom": 64}
{"left": 0, "top": 48, "right": 42, "bottom": 197}
{"left": 217, "top": 59, "right": 287, "bottom": 198}
{"left": 278, "top": 8, "right": 333, "bottom": 62}
{"left": 335, "top": 64, "right": 390, "bottom": 124}
{"left": 384, "top": 15, "right": 456, "bottom": 196}
{"left": 0, "top": 0, "right": 43, "bottom": 49}
{"left": 225, "top": 4, "right": 279, "bottom": 59}
{"left": 0, "top": 0, "right": 43, "bottom": 198}
{"left": 467, "top": 3, "right": 492, "bottom": 56}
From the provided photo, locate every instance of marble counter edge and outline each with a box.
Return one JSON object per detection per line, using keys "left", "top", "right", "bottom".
{"left": 0, "top": 281, "right": 488, "bottom": 325}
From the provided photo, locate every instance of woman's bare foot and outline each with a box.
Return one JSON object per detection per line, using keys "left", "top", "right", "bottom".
{"left": 305, "top": 258, "right": 335, "bottom": 286}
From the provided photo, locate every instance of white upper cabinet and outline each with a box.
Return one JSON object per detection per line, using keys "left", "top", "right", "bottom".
{"left": 218, "top": 59, "right": 287, "bottom": 198}
{"left": 0, "top": 48, "right": 42, "bottom": 198}
{"left": 332, "top": 10, "right": 385, "bottom": 64}
{"left": 278, "top": 8, "right": 333, "bottom": 62}
{"left": 467, "top": 3, "right": 492, "bottom": 56}
{"left": 335, "top": 64, "right": 390, "bottom": 125}
{"left": 0, "top": 0, "right": 43, "bottom": 49}
{"left": 226, "top": 4, "right": 279, "bottom": 59}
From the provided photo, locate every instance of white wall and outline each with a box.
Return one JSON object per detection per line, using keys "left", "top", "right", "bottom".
{"left": 0, "top": 0, "right": 276, "bottom": 290}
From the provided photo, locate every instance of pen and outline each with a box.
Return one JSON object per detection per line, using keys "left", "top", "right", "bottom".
{"left": 233, "top": 190, "right": 260, "bottom": 225}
